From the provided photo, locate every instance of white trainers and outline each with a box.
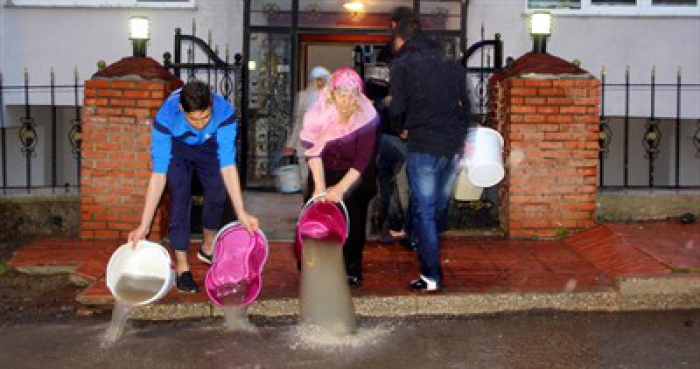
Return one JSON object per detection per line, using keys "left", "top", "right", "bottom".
{"left": 409, "top": 275, "right": 440, "bottom": 292}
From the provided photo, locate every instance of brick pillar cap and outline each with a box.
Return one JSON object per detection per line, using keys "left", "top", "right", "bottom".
{"left": 492, "top": 52, "right": 591, "bottom": 85}
{"left": 91, "top": 57, "right": 182, "bottom": 87}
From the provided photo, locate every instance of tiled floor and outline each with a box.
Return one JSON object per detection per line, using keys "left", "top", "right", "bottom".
{"left": 7, "top": 189, "right": 700, "bottom": 307}
{"left": 9, "top": 220, "right": 696, "bottom": 306}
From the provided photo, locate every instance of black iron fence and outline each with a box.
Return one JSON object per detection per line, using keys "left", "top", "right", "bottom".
{"left": 599, "top": 67, "right": 700, "bottom": 189}
{"left": 162, "top": 27, "right": 246, "bottom": 186}
{"left": 0, "top": 69, "right": 83, "bottom": 194}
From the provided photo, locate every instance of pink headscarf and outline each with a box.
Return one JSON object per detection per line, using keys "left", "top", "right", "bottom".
{"left": 300, "top": 67, "right": 377, "bottom": 157}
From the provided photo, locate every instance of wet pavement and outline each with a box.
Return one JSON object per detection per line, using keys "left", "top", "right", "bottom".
{"left": 1, "top": 310, "right": 698, "bottom": 368}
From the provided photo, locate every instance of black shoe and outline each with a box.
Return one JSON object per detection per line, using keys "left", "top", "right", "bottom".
{"left": 347, "top": 275, "right": 363, "bottom": 288}
{"left": 410, "top": 276, "right": 440, "bottom": 292}
{"left": 197, "top": 247, "right": 213, "bottom": 265}
{"left": 176, "top": 271, "right": 199, "bottom": 293}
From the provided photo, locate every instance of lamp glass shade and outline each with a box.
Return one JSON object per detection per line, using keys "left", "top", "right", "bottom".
{"left": 530, "top": 12, "right": 552, "bottom": 36}
{"left": 129, "top": 17, "right": 150, "bottom": 40}
{"left": 343, "top": 2, "right": 364, "bottom": 12}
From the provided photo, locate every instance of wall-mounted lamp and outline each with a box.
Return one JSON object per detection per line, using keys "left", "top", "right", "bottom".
{"left": 529, "top": 12, "right": 552, "bottom": 53}
{"left": 343, "top": 1, "right": 365, "bottom": 21}
{"left": 129, "top": 16, "right": 150, "bottom": 58}
{"left": 343, "top": 1, "right": 364, "bottom": 12}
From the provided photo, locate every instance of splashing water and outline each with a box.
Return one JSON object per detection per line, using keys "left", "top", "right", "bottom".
{"left": 684, "top": 240, "right": 695, "bottom": 250}
{"left": 101, "top": 301, "right": 133, "bottom": 347}
{"left": 102, "top": 274, "right": 164, "bottom": 346}
{"left": 509, "top": 149, "right": 525, "bottom": 167}
{"left": 222, "top": 305, "right": 256, "bottom": 332}
{"left": 564, "top": 279, "right": 578, "bottom": 293}
{"left": 289, "top": 323, "right": 393, "bottom": 351}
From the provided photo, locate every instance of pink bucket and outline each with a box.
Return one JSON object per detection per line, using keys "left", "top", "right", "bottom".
{"left": 204, "top": 222, "right": 269, "bottom": 307}
{"left": 294, "top": 195, "right": 349, "bottom": 260}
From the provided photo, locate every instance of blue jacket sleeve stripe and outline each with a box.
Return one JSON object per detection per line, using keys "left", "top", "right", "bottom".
{"left": 219, "top": 114, "right": 237, "bottom": 128}
{"left": 216, "top": 114, "right": 238, "bottom": 168}
{"left": 151, "top": 123, "right": 173, "bottom": 173}
{"left": 153, "top": 119, "right": 171, "bottom": 135}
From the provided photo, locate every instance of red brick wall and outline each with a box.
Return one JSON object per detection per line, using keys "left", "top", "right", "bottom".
{"left": 495, "top": 77, "right": 600, "bottom": 238}
{"left": 80, "top": 79, "right": 175, "bottom": 241}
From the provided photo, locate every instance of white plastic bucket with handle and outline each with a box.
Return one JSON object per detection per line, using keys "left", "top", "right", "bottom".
{"left": 106, "top": 240, "right": 175, "bottom": 306}
{"left": 465, "top": 127, "right": 505, "bottom": 187}
{"left": 275, "top": 164, "right": 302, "bottom": 193}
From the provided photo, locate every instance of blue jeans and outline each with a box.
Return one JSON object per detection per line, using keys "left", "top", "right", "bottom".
{"left": 406, "top": 152, "right": 458, "bottom": 283}
{"left": 377, "top": 134, "right": 407, "bottom": 232}
{"left": 167, "top": 138, "right": 226, "bottom": 252}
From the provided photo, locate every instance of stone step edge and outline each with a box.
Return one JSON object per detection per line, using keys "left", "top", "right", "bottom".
{"left": 114, "top": 291, "right": 700, "bottom": 321}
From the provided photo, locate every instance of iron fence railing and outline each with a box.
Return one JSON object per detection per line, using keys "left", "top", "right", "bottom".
{"left": 163, "top": 26, "right": 247, "bottom": 186}
{"left": 0, "top": 69, "right": 83, "bottom": 194}
{"left": 599, "top": 67, "right": 700, "bottom": 189}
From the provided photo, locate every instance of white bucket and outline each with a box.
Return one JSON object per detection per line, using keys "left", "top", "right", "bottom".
{"left": 453, "top": 168, "right": 484, "bottom": 201}
{"left": 106, "top": 240, "right": 175, "bottom": 306}
{"left": 465, "top": 127, "right": 505, "bottom": 187}
{"left": 275, "top": 164, "right": 302, "bottom": 193}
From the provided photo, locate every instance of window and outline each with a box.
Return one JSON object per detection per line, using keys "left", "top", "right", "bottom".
{"left": 528, "top": 0, "right": 699, "bottom": 14}
{"left": 652, "top": 0, "right": 697, "bottom": 4}
{"left": 528, "top": 1, "right": 581, "bottom": 9}
{"left": 591, "top": 0, "right": 637, "bottom": 5}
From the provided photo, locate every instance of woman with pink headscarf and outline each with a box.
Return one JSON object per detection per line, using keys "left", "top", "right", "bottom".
{"left": 300, "top": 67, "right": 379, "bottom": 288}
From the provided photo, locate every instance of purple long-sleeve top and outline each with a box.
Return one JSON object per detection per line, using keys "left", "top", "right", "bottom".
{"left": 307, "top": 117, "right": 379, "bottom": 174}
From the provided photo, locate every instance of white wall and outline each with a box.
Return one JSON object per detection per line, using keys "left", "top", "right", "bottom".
{"left": 1, "top": 0, "right": 244, "bottom": 104}
{"left": 467, "top": 0, "right": 700, "bottom": 119}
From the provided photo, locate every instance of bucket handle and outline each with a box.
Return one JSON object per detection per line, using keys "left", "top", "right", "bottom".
{"left": 300, "top": 193, "right": 350, "bottom": 237}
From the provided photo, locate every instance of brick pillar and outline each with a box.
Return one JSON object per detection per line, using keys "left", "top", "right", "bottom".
{"left": 80, "top": 57, "right": 182, "bottom": 241}
{"left": 491, "top": 53, "right": 600, "bottom": 238}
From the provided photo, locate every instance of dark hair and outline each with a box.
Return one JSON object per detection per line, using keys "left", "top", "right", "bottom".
{"left": 180, "top": 81, "right": 212, "bottom": 112}
{"left": 391, "top": 6, "right": 414, "bottom": 24}
{"left": 393, "top": 18, "right": 421, "bottom": 42}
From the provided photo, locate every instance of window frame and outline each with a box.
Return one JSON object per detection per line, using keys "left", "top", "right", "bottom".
{"left": 527, "top": 0, "right": 700, "bottom": 15}
{"left": 7, "top": 0, "right": 196, "bottom": 8}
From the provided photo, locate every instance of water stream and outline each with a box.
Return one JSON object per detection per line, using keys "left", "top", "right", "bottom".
{"left": 299, "top": 238, "right": 356, "bottom": 336}
{"left": 102, "top": 274, "right": 165, "bottom": 345}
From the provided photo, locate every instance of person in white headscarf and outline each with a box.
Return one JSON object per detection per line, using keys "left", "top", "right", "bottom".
{"left": 283, "top": 66, "right": 331, "bottom": 186}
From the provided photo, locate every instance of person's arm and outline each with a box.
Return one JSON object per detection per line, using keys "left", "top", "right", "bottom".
{"left": 221, "top": 165, "right": 259, "bottom": 232}
{"left": 308, "top": 157, "right": 326, "bottom": 198}
{"left": 326, "top": 168, "right": 360, "bottom": 203}
{"left": 285, "top": 93, "right": 307, "bottom": 155}
{"left": 128, "top": 117, "right": 173, "bottom": 247}
{"left": 128, "top": 173, "right": 167, "bottom": 247}
{"left": 326, "top": 120, "right": 378, "bottom": 203}
{"left": 389, "top": 62, "right": 408, "bottom": 134}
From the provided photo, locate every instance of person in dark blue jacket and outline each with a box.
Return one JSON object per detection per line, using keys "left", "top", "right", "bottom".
{"left": 128, "top": 81, "right": 258, "bottom": 293}
{"left": 390, "top": 19, "right": 473, "bottom": 292}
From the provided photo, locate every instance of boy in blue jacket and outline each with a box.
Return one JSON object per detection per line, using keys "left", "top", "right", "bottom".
{"left": 128, "top": 81, "right": 258, "bottom": 293}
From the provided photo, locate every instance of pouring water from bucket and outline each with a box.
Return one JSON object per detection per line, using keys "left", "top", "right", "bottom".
{"left": 297, "top": 195, "right": 356, "bottom": 336}
{"left": 103, "top": 240, "right": 175, "bottom": 344}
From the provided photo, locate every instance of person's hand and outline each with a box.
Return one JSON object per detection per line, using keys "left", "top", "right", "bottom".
{"left": 400, "top": 130, "right": 408, "bottom": 140}
{"left": 312, "top": 186, "right": 326, "bottom": 199}
{"left": 464, "top": 141, "right": 475, "bottom": 159}
{"left": 324, "top": 186, "right": 344, "bottom": 203}
{"left": 282, "top": 146, "right": 296, "bottom": 156}
{"left": 127, "top": 225, "right": 149, "bottom": 249}
{"left": 238, "top": 211, "right": 259, "bottom": 233}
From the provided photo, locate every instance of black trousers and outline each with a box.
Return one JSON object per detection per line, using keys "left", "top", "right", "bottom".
{"left": 304, "top": 165, "right": 376, "bottom": 279}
